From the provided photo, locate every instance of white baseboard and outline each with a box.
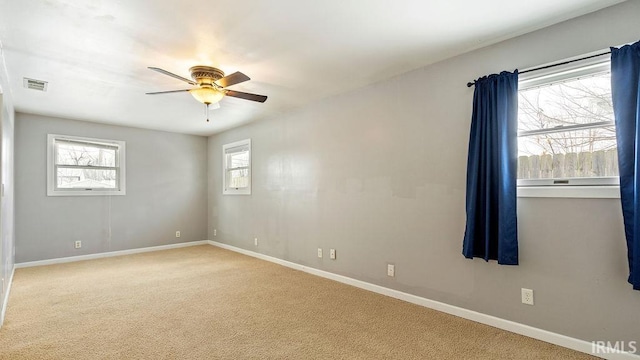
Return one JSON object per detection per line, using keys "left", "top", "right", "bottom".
{"left": 0, "top": 264, "right": 15, "bottom": 328}
{"left": 208, "top": 240, "right": 639, "bottom": 360}
{"left": 15, "top": 241, "right": 209, "bottom": 269}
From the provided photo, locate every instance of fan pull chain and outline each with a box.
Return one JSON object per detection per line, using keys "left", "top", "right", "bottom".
{"left": 205, "top": 103, "right": 210, "bottom": 122}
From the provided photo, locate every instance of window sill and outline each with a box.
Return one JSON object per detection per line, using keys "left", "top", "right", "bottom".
{"left": 47, "top": 190, "right": 126, "bottom": 196}
{"left": 517, "top": 186, "right": 620, "bottom": 199}
{"left": 223, "top": 191, "right": 251, "bottom": 195}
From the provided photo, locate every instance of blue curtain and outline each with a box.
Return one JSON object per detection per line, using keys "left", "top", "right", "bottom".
{"left": 463, "top": 71, "right": 519, "bottom": 265}
{"left": 611, "top": 41, "right": 640, "bottom": 290}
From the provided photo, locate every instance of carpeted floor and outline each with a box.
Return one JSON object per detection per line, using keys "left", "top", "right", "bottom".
{"left": 0, "top": 245, "right": 596, "bottom": 359}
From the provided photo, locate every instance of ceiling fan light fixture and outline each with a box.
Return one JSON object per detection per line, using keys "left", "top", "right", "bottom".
{"left": 189, "top": 87, "right": 225, "bottom": 105}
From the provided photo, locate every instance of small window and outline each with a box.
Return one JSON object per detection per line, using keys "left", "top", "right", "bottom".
{"left": 223, "top": 139, "right": 251, "bottom": 195}
{"left": 517, "top": 59, "right": 619, "bottom": 191}
{"left": 47, "top": 134, "right": 126, "bottom": 196}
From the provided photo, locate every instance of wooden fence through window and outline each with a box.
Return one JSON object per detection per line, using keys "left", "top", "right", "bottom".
{"left": 518, "top": 149, "right": 618, "bottom": 179}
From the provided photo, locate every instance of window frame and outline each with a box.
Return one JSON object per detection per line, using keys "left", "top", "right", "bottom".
{"left": 47, "top": 134, "right": 126, "bottom": 196}
{"left": 516, "top": 55, "right": 619, "bottom": 199}
{"left": 222, "top": 138, "right": 251, "bottom": 195}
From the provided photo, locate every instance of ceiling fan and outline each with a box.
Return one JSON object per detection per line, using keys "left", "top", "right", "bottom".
{"left": 146, "top": 66, "right": 267, "bottom": 122}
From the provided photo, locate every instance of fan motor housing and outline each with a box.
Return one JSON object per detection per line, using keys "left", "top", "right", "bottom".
{"left": 189, "top": 66, "right": 225, "bottom": 85}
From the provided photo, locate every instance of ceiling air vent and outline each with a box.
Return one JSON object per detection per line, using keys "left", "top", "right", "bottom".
{"left": 23, "top": 78, "right": 48, "bottom": 91}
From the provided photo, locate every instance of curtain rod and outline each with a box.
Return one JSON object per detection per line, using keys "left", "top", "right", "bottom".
{"left": 466, "top": 50, "right": 611, "bottom": 87}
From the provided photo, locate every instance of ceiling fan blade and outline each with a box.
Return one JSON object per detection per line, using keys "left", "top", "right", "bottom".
{"left": 146, "top": 89, "right": 192, "bottom": 95}
{"left": 225, "top": 90, "right": 267, "bottom": 103}
{"left": 217, "top": 71, "right": 250, "bottom": 88}
{"left": 148, "top": 67, "right": 196, "bottom": 85}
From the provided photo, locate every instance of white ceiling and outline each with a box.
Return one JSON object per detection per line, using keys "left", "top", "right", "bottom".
{"left": 0, "top": 0, "right": 626, "bottom": 136}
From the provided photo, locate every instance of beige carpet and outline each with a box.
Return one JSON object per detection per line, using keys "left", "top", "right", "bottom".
{"left": 0, "top": 245, "right": 596, "bottom": 359}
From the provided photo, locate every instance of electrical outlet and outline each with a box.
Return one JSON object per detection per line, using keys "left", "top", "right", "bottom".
{"left": 317, "top": 248, "right": 323, "bottom": 258}
{"left": 329, "top": 248, "right": 336, "bottom": 260}
{"left": 74, "top": 241, "right": 82, "bottom": 249}
{"left": 387, "top": 264, "right": 395, "bottom": 277}
{"left": 254, "top": 238, "right": 258, "bottom": 246}
{"left": 176, "top": 231, "right": 181, "bottom": 238}
{"left": 521, "top": 288, "right": 534, "bottom": 305}
{"left": 213, "top": 229, "right": 217, "bottom": 237}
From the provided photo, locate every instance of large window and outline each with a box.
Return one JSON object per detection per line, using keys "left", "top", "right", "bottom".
{"left": 223, "top": 139, "right": 251, "bottom": 195}
{"left": 47, "top": 134, "right": 126, "bottom": 196}
{"left": 517, "top": 59, "right": 618, "bottom": 195}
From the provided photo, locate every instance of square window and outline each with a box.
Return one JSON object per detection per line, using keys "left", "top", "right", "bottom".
{"left": 517, "top": 60, "right": 619, "bottom": 189}
{"left": 47, "top": 134, "right": 126, "bottom": 196}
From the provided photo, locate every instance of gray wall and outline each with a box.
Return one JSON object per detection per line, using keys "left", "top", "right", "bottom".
{"left": 0, "top": 44, "right": 16, "bottom": 327}
{"left": 15, "top": 113, "right": 208, "bottom": 262}
{"left": 208, "top": 1, "right": 640, "bottom": 346}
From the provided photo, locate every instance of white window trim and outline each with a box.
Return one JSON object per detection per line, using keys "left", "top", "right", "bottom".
{"left": 47, "top": 134, "right": 126, "bottom": 196}
{"left": 223, "top": 138, "right": 251, "bottom": 195}
{"left": 518, "top": 186, "right": 620, "bottom": 199}
{"left": 518, "top": 57, "right": 611, "bottom": 91}
{"left": 517, "top": 52, "right": 618, "bottom": 199}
